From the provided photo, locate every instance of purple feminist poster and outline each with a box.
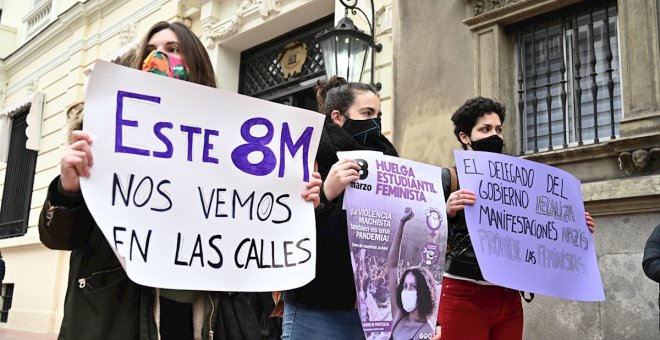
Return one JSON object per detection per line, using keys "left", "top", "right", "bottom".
{"left": 340, "top": 151, "right": 446, "bottom": 340}
{"left": 454, "top": 150, "right": 605, "bottom": 301}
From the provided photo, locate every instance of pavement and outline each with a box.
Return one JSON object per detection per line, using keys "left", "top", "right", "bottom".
{"left": 0, "top": 328, "right": 57, "bottom": 340}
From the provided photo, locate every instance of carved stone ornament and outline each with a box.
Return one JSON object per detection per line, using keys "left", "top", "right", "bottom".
{"left": 202, "top": 16, "right": 220, "bottom": 48}
{"left": 204, "top": 0, "right": 281, "bottom": 47}
{"left": 259, "top": 0, "right": 282, "bottom": 18}
{"left": 277, "top": 41, "right": 307, "bottom": 80}
{"left": 618, "top": 148, "right": 660, "bottom": 175}
{"left": 119, "top": 22, "right": 139, "bottom": 47}
{"left": 466, "top": 0, "right": 520, "bottom": 16}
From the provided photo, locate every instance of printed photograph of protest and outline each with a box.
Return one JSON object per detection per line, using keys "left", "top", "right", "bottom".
{"left": 342, "top": 152, "right": 447, "bottom": 340}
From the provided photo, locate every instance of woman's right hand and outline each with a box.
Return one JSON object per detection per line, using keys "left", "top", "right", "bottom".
{"left": 323, "top": 159, "right": 361, "bottom": 202}
{"left": 60, "top": 130, "right": 94, "bottom": 193}
{"left": 446, "top": 189, "right": 476, "bottom": 218}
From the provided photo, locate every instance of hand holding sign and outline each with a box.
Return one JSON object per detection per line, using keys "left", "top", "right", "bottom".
{"left": 301, "top": 172, "right": 323, "bottom": 208}
{"left": 323, "top": 159, "right": 362, "bottom": 201}
{"left": 60, "top": 131, "right": 95, "bottom": 193}
{"left": 445, "top": 189, "right": 476, "bottom": 218}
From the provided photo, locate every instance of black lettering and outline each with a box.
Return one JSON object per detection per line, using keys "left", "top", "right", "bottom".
{"left": 232, "top": 190, "right": 255, "bottom": 220}
{"left": 198, "top": 187, "right": 214, "bottom": 219}
{"left": 175, "top": 233, "right": 188, "bottom": 266}
{"left": 234, "top": 238, "right": 250, "bottom": 269}
{"left": 112, "top": 173, "right": 134, "bottom": 206}
{"left": 151, "top": 180, "right": 172, "bottom": 212}
{"left": 296, "top": 238, "right": 312, "bottom": 264}
{"left": 273, "top": 194, "right": 291, "bottom": 224}
{"left": 269, "top": 241, "right": 282, "bottom": 268}
{"left": 189, "top": 234, "right": 204, "bottom": 267}
{"left": 132, "top": 176, "right": 154, "bottom": 207}
{"left": 245, "top": 239, "right": 260, "bottom": 269}
{"left": 113, "top": 226, "right": 126, "bottom": 250}
{"left": 207, "top": 235, "right": 223, "bottom": 269}
{"left": 130, "top": 229, "right": 151, "bottom": 262}
{"left": 283, "top": 241, "right": 295, "bottom": 267}
{"left": 215, "top": 188, "right": 227, "bottom": 217}
{"left": 257, "top": 193, "right": 274, "bottom": 221}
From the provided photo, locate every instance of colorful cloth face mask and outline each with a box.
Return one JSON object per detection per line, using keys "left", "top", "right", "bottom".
{"left": 142, "top": 50, "right": 190, "bottom": 80}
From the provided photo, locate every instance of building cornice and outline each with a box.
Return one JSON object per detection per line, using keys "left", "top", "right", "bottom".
{"left": 2, "top": 0, "right": 161, "bottom": 99}
{"left": 202, "top": 0, "right": 284, "bottom": 47}
{"left": 462, "top": 0, "right": 582, "bottom": 31}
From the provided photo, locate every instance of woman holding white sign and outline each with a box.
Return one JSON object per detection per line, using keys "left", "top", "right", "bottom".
{"left": 38, "top": 21, "right": 322, "bottom": 340}
{"left": 437, "top": 96, "right": 596, "bottom": 340}
{"left": 281, "top": 76, "right": 400, "bottom": 340}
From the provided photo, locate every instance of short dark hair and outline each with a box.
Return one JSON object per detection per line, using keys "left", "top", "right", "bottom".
{"left": 134, "top": 21, "right": 217, "bottom": 88}
{"left": 451, "top": 96, "right": 506, "bottom": 150}
{"left": 315, "top": 76, "right": 378, "bottom": 119}
{"left": 396, "top": 266, "right": 436, "bottom": 320}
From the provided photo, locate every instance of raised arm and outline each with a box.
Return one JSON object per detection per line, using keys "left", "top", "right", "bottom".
{"left": 38, "top": 130, "right": 96, "bottom": 250}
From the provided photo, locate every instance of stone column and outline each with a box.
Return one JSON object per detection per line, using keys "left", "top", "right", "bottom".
{"left": 616, "top": 0, "right": 660, "bottom": 136}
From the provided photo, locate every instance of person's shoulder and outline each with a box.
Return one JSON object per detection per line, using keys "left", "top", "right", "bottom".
{"left": 651, "top": 224, "right": 660, "bottom": 238}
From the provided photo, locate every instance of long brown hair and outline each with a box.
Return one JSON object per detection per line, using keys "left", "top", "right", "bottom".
{"left": 134, "top": 21, "right": 217, "bottom": 88}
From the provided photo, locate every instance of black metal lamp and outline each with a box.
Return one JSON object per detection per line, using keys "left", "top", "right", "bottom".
{"left": 315, "top": 0, "right": 383, "bottom": 89}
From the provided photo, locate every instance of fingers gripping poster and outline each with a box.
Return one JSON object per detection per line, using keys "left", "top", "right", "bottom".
{"left": 454, "top": 150, "right": 605, "bottom": 301}
{"left": 80, "top": 61, "right": 324, "bottom": 291}
{"left": 341, "top": 151, "right": 446, "bottom": 340}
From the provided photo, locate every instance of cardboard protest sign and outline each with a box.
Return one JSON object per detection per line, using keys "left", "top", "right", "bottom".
{"left": 80, "top": 61, "right": 324, "bottom": 291}
{"left": 454, "top": 150, "right": 605, "bottom": 301}
{"left": 341, "top": 151, "right": 446, "bottom": 340}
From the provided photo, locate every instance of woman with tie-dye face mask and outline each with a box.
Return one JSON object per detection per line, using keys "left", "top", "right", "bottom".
{"left": 38, "top": 21, "right": 322, "bottom": 340}
{"left": 133, "top": 21, "right": 216, "bottom": 87}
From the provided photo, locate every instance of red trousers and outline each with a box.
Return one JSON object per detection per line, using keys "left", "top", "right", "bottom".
{"left": 437, "top": 277, "right": 523, "bottom": 340}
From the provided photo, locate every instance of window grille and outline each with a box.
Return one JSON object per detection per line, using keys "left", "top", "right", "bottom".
{"left": 514, "top": 0, "right": 621, "bottom": 153}
{"left": 239, "top": 16, "right": 332, "bottom": 98}
{"left": 1, "top": 283, "right": 14, "bottom": 323}
{"left": 0, "top": 110, "right": 37, "bottom": 239}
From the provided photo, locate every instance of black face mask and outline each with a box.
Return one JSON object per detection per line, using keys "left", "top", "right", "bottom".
{"left": 342, "top": 117, "right": 382, "bottom": 146}
{"left": 469, "top": 134, "right": 504, "bottom": 153}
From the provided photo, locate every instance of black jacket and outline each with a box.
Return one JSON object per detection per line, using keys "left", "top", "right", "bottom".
{"left": 643, "top": 224, "right": 660, "bottom": 283}
{"left": 283, "top": 119, "right": 397, "bottom": 310}
{"left": 38, "top": 177, "right": 260, "bottom": 340}
{"left": 39, "top": 177, "right": 158, "bottom": 340}
{"left": 441, "top": 168, "right": 485, "bottom": 281}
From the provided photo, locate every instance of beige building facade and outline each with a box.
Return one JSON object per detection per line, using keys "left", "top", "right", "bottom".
{"left": 394, "top": 0, "right": 660, "bottom": 339}
{"left": 0, "top": 0, "right": 394, "bottom": 334}
{"left": 3, "top": 0, "right": 659, "bottom": 338}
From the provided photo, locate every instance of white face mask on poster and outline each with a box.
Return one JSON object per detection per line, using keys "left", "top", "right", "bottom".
{"left": 401, "top": 290, "right": 417, "bottom": 313}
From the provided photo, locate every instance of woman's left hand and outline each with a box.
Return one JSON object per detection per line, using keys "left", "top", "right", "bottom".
{"left": 301, "top": 172, "right": 322, "bottom": 208}
{"left": 585, "top": 211, "right": 595, "bottom": 234}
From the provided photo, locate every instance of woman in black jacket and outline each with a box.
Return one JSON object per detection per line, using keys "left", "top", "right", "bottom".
{"left": 282, "top": 76, "right": 398, "bottom": 339}
{"left": 437, "top": 97, "right": 596, "bottom": 340}
{"left": 39, "top": 21, "right": 220, "bottom": 340}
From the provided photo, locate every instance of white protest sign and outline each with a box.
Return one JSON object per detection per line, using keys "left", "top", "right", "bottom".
{"left": 81, "top": 61, "right": 324, "bottom": 291}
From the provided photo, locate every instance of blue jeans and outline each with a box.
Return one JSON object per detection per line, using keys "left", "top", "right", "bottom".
{"left": 282, "top": 303, "right": 365, "bottom": 340}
